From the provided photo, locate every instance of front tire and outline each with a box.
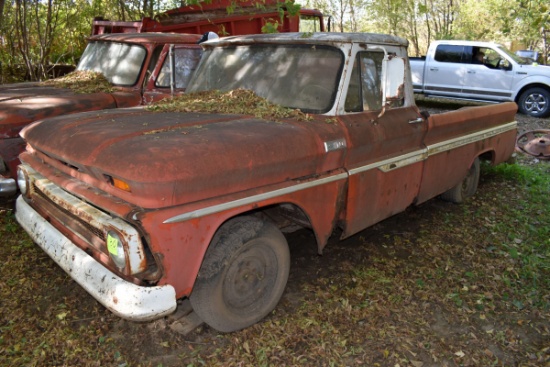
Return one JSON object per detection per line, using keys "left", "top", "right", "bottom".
{"left": 190, "top": 216, "right": 290, "bottom": 332}
{"left": 441, "top": 157, "right": 480, "bottom": 203}
{"left": 518, "top": 87, "right": 550, "bottom": 118}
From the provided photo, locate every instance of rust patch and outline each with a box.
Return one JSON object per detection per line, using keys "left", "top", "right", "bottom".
{"left": 41, "top": 71, "right": 114, "bottom": 94}
{"left": 516, "top": 129, "right": 550, "bottom": 160}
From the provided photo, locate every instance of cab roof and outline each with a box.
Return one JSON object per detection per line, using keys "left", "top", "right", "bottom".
{"left": 89, "top": 32, "right": 203, "bottom": 45}
{"left": 202, "top": 32, "right": 408, "bottom": 48}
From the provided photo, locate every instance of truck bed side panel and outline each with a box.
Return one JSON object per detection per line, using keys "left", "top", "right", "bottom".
{"left": 416, "top": 102, "right": 517, "bottom": 203}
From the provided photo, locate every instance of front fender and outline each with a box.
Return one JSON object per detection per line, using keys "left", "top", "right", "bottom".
{"left": 511, "top": 74, "right": 550, "bottom": 100}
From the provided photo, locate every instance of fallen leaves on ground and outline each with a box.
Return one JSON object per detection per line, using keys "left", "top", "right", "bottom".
{"left": 1, "top": 159, "right": 548, "bottom": 367}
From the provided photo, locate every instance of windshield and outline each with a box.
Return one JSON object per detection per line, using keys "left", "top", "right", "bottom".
{"left": 497, "top": 45, "right": 531, "bottom": 65}
{"left": 77, "top": 41, "right": 147, "bottom": 86}
{"left": 187, "top": 44, "right": 344, "bottom": 113}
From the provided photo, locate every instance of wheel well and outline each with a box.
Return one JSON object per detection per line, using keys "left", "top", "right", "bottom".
{"left": 515, "top": 83, "right": 550, "bottom": 103}
{"left": 252, "top": 203, "right": 314, "bottom": 233}
{"left": 216, "top": 203, "right": 318, "bottom": 247}
{"left": 479, "top": 150, "right": 495, "bottom": 165}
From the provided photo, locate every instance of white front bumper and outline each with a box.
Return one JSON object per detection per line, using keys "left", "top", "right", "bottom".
{"left": 15, "top": 195, "right": 177, "bottom": 321}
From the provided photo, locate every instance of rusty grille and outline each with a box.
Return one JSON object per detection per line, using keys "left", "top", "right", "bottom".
{"left": 31, "top": 181, "right": 106, "bottom": 242}
{"left": 26, "top": 170, "right": 161, "bottom": 283}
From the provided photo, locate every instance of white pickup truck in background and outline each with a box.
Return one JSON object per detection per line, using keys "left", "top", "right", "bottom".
{"left": 410, "top": 40, "right": 550, "bottom": 118}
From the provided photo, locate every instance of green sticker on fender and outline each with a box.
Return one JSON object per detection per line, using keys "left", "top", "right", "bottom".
{"left": 107, "top": 234, "right": 118, "bottom": 255}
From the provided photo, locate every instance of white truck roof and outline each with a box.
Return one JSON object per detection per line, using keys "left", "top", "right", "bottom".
{"left": 204, "top": 32, "right": 409, "bottom": 48}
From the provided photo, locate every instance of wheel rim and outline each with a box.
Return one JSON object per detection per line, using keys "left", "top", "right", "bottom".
{"left": 223, "top": 242, "right": 278, "bottom": 314}
{"left": 524, "top": 93, "right": 547, "bottom": 114}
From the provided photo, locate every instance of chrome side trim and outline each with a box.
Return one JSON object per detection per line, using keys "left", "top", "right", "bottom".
{"left": 426, "top": 121, "right": 517, "bottom": 156}
{"left": 163, "top": 172, "right": 348, "bottom": 223}
{"left": 348, "top": 149, "right": 428, "bottom": 175}
{"left": 164, "top": 121, "right": 516, "bottom": 223}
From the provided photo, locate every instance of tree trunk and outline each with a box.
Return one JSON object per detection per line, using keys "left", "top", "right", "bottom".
{"left": 0, "top": 0, "right": 5, "bottom": 26}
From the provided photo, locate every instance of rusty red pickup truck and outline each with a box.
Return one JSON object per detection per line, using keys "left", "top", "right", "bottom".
{"left": 0, "top": 32, "right": 203, "bottom": 196}
{"left": 15, "top": 33, "right": 517, "bottom": 332}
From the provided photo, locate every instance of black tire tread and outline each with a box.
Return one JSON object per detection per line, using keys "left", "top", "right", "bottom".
{"left": 190, "top": 216, "right": 290, "bottom": 332}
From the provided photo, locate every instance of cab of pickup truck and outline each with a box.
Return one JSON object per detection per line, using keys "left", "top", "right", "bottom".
{"left": 410, "top": 40, "right": 550, "bottom": 118}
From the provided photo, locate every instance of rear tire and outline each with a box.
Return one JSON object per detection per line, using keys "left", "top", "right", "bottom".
{"left": 190, "top": 216, "right": 290, "bottom": 332}
{"left": 441, "top": 158, "right": 480, "bottom": 203}
{"left": 518, "top": 87, "right": 550, "bottom": 118}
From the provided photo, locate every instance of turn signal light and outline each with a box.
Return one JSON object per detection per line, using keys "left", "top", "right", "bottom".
{"left": 112, "top": 177, "right": 131, "bottom": 192}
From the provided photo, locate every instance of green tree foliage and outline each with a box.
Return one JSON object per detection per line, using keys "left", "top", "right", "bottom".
{"left": 1, "top": 0, "right": 548, "bottom": 82}
{"left": 0, "top": 0, "right": 178, "bottom": 82}
{"left": 1, "top": 0, "right": 94, "bottom": 81}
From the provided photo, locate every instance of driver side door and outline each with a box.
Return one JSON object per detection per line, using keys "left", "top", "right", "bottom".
{"left": 462, "top": 47, "right": 515, "bottom": 101}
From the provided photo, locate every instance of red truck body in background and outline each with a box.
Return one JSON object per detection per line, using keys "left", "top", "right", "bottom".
{"left": 92, "top": 0, "right": 325, "bottom": 36}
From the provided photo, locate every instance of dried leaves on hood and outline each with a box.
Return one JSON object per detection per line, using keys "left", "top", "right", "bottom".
{"left": 147, "top": 89, "right": 311, "bottom": 121}
{"left": 41, "top": 71, "right": 113, "bottom": 94}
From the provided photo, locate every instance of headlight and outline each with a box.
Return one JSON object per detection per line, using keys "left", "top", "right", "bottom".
{"left": 17, "top": 166, "right": 29, "bottom": 195}
{"left": 106, "top": 230, "right": 127, "bottom": 269}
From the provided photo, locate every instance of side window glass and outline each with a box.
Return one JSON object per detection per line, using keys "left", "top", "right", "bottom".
{"left": 434, "top": 45, "right": 466, "bottom": 63}
{"left": 344, "top": 55, "right": 362, "bottom": 112}
{"left": 483, "top": 48, "right": 503, "bottom": 69}
{"left": 360, "top": 52, "right": 384, "bottom": 111}
{"left": 156, "top": 48, "right": 202, "bottom": 89}
{"left": 345, "top": 51, "right": 397, "bottom": 112}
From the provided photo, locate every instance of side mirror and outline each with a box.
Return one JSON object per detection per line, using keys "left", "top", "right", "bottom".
{"left": 499, "top": 58, "right": 512, "bottom": 70}
{"left": 385, "top": 57, "right": 405, "bottom": 102}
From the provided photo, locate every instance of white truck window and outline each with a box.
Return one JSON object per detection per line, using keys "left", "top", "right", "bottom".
{"left": 434, "top": 45, "right": 467, "bottom": 63}
{"left": 345, "top": 51, "right": 403, "bottom": 112}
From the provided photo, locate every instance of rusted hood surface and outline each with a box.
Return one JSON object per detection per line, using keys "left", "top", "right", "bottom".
{"left": 0, "top": 83, "right": 138, "bottom": 138}
{"left": 22, "top": 108, "right": 345, "bottom": 208}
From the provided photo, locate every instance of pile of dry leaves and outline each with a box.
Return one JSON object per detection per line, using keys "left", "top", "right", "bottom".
{"left": 148, "top": 89, "right": 312, "bottom": 121}
{"left": 42, "top": 71, "right": 113, "bottom": 94}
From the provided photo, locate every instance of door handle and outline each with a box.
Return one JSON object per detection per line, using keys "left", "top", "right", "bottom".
{"left": 408, "top": 118, "right": 423, "bottom": 124}
{"left": 429, "top": 67, "right": 438, "bottom": 71}
{"left": 467, "top": 70, "right": 476, "bottom": 74}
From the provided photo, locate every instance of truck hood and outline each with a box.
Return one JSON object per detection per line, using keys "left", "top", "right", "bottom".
{"left": 0, "top": 83, "right": 125, "bottom": 138}
{"left": 22, "top": 108, "right": 344, "bottom": 208}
